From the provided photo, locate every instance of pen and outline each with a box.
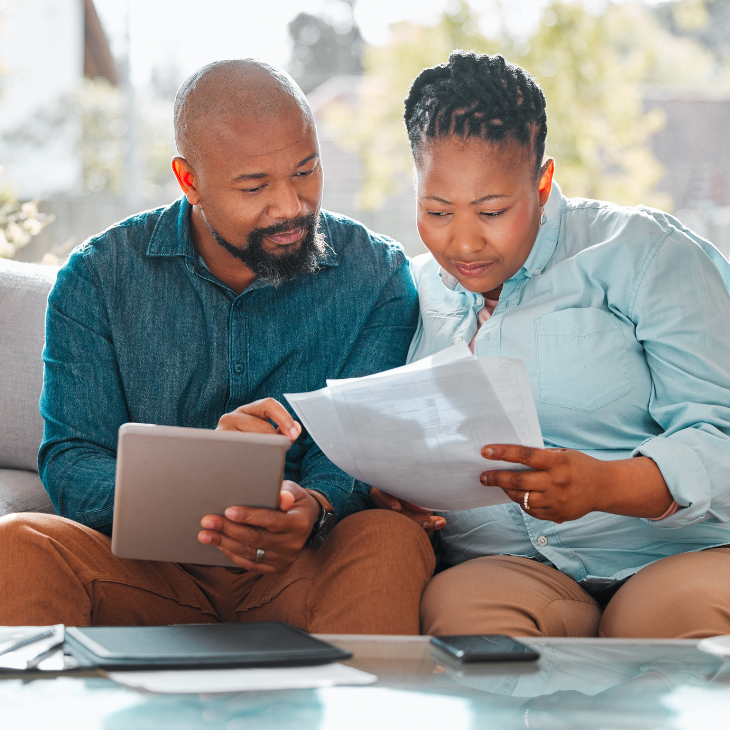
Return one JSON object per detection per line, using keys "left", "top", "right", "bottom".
{"left": 0, "top": 628, "right": 56, "bottom": 658}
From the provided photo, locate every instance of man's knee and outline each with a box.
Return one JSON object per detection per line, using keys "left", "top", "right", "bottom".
{"left": 332, "top": 509, "right": 435, "bottom": 564}
{"left": 0, "top": 512, "right": 56, "bottom": 549}
{"left": 322, "top": 509, "right": 436, "bottom": 587}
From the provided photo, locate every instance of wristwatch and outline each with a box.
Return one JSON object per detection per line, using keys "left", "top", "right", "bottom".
{"left": 306, "top": 495, "right": 337, "bottom": 548}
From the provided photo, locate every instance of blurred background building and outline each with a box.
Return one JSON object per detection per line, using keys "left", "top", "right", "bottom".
{"left": 2, "top": 0, "right": 729, "bottom": 263}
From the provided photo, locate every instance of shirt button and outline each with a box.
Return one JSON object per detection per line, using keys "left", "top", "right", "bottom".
{"left": 234, "top": 363, "right": 243, "bottom": 373}
{"left": 485, "top": 334, "right": 490, "bottom": 341}
{"left": 534, "top": 269, "right": 541, "bottom": 275}
{"left": 537, "top": 536, "right": 548, "bottom": 547}
{"left": 453, "top": 336, "right": 463, "bottom": 344}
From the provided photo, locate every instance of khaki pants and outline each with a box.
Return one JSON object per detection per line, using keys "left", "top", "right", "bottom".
{"left": 0, "top": 510, "right": 435, "bottom": 634}
{"left": 421, "top": 549, "right": 730, "bottom": 639}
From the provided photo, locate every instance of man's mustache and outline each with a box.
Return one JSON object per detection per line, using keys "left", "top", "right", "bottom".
{"left": 252, "top": 215, "right": 312, "bottom": 239}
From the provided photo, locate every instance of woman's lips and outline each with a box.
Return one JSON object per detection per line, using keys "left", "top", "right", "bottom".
{"left": 265, "top": 227, "right": 304, "bottom": 246}
{"left": 452, "top": 261, "right": 494, "bottom": 278}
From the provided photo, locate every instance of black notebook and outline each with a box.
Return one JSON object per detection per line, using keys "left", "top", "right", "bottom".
{"left": 65, "top": 622, "right": 352, "bottom": 670}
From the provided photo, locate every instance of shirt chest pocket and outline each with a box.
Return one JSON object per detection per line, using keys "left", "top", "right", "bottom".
{"left": 535, "top": 308, "right": 632, "bottom": 412}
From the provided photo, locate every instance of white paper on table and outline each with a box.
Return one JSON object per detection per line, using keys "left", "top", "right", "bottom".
{"left": 0, "top": 625, "right": 65, "bottom": 671}
{"left": 108, "top": 662, "right": 377, "bottom": 694}
{"left": 285, "top": 347, "right": 543, "bottom": 512}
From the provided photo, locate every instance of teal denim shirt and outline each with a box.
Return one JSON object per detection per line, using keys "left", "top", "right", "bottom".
{"left": 409, "top": 183, "right": 730, "bottom": 588}
{"left": 39, "top": 199, "right": 418, "bottom": 535}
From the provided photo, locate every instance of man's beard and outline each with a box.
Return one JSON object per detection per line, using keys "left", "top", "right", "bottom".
{"left": 206, "top": 212, "right": 326, "bottom": 287}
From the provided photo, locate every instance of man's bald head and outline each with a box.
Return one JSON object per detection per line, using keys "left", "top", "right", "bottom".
{"left": 174, "top": 59, "right": 314, "bottom": 165}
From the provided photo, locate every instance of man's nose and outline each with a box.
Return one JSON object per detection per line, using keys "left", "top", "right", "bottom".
{"left": 267, "top": 180, "right": 303, "bottom": 220}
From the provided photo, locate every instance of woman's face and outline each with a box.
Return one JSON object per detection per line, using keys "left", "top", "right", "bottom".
{"left": 415, "top": 135, "right": 554, "bottom": 296}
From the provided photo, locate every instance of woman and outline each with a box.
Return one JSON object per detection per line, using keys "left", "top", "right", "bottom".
{"left": 373, "top": 51, "right": 730, "bottom": 638}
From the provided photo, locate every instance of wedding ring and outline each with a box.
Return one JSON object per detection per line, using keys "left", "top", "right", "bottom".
{"left": 523, "top": 492, "right": 531, "bottom": 511}
{"left": 255, "top": 548, "right": 265, "bottom": 563}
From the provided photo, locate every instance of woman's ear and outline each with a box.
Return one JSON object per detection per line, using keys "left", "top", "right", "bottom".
{"left": 538, "top": 158, "right": 555, "bottom": 208}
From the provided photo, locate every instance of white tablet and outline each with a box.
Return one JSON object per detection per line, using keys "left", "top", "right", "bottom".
{"left": 112, "top": 424, "right": 291, "bottom": 566}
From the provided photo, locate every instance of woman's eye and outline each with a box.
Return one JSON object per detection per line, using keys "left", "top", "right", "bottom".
{"left": 480, "top": 210, "right": 505, "bottom": 218}
{"left": 427, "top": 211, "right": 450, "bottom": 217}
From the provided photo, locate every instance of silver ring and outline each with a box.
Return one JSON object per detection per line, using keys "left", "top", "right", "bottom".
{"left": 523, "top": 492, "right": 530, "bottom": 511}
{"left": 255, "top": 548, "right": 265, "bottom": 563}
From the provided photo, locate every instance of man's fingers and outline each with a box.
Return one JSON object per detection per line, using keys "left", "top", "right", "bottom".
{"left": 279, "top": 489, "right": 296, "bottom": 512}
{"left": 481, "top": 444, "right": 561, "bottom": 470}
{"left": 216, "top": 398, "right": 301, "bottom": 443}
{"left": 242, "top": 398, "right": 301, "bottom": 442}
{"left": 218, "top": 547, "right": 280, "bottom": 574}
{"left": 216, "top": 413, "right": 276, "bottom": 435}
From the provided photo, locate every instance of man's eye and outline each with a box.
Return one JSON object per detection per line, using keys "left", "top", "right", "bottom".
{"left": 295, "top": 167, "right": 317, "bottom": 177}
{"left": 480, "top": 210, "right": 505, "bottom": 217}
{"left": 241, "top": 185, "right": 264, "bottom": 193}
{"left": 427, "top": 211, "right": 450, "bottom": 217}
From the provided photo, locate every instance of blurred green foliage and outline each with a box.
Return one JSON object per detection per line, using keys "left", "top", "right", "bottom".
{"left": 0, "top": 178, "right": 53, "bottom": 259}
{"left": 330, "top": 0, "right": 729, "bottom": 211}
{"left": 77, "top": 78, "right": 177, "bottom": 199}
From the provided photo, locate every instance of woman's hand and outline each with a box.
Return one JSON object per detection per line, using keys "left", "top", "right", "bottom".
{"left": 370, "top": 487, "right": 445, "bottom": 534}
{"left": 217, "top": 397, "right": 302, "bottom": 443}
{"left": 480, "top": 445, "right": 673, "bottom": 523}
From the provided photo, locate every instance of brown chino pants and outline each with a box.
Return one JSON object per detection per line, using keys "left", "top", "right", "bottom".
{"left": 0, "top": 510, "right": 435, "bottom": 633}
{"left": 420, "top": 548, "right": 730, "bottom": 639}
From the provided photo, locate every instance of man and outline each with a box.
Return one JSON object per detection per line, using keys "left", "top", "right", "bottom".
{"left": 0, "top": 60, "right": 434, "bottom": 632}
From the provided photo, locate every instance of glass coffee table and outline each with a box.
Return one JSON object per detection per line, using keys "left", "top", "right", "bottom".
{"left": 2, "top": 635, "right": 730, "bottom": 728}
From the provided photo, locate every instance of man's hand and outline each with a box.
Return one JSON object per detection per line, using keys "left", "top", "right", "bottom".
{"left": 217, "top": 397, "right": 302, "bottom": 443}
{"left": 370, "top": 487, "right": 445, "bottom": 534}
{"left": 480, "top": 445, "right": 672, "bottom": 523}
{"left": 197, "top": 481, "right": 320, "bottom": 573}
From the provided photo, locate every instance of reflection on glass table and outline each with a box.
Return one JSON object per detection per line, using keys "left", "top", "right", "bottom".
{"left": 2, "top": 637, "right": 730, "bottom": 729}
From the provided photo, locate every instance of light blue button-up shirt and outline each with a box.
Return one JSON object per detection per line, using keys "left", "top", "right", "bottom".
{"left": 408, "top": 182, "right": 730, "bottom": 590}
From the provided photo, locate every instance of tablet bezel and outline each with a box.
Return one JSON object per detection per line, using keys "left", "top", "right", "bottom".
{"left": 112, "top": 424, "right": 291, "bottom": 566}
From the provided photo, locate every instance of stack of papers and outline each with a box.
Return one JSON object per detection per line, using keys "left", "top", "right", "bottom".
{"left": 109, "top": 663, "right": 377, "bottom": 694}
{"left": 286, "top": 343, "right": 543, "bottom": 511}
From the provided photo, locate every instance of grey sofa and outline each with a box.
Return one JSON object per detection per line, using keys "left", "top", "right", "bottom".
{"left": 0, "top": 258, "right": 57, "bottom": 517}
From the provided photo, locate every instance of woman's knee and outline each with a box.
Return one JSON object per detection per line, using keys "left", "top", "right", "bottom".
{"left": 421, "top": 556, "right": 599, "bottom": 637}
{"left": 600, "top": 550, "right": 730, "bottom": 639}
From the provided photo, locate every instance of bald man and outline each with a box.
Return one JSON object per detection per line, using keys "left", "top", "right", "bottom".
{"left": 0, "top": 60, "right": 434, "bottom": 633}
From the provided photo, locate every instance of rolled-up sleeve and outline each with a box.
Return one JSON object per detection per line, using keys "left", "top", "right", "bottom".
{"left": 630, "top": 230, "right": 730, "bottom": 527}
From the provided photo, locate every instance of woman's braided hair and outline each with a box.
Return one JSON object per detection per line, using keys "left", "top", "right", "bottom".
{"left": 404, "top": 51, "right": 547, "bottom": 175}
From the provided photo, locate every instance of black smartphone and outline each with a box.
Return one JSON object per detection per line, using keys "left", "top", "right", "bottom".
{"left": 430, "top": 634, "right": 540, "bottom": 663}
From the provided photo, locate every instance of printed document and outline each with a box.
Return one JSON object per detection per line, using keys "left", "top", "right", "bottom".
{"left": 285, "top": 343, "right": 543, "bottom": 511}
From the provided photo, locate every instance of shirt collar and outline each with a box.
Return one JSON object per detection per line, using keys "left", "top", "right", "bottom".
{"left": 146, "top": 197, "right": 338, "bottom": 268}
{"left": 438, "top": 181, "right": 565, "bottom": 294}
{"left": 518, "top": 180, "right": 564, "bottom": 280}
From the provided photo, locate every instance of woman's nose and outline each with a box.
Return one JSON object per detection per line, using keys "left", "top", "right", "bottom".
{"left": 449, "top": 216, "right": 487, "bottom": 255}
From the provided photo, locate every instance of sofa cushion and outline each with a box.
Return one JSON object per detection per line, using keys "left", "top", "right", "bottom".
{"left": 0, "top": 259, "right": 58, "bottom": 471}
{"left": 0, "top": 468, "right": 55, "bottom": 517}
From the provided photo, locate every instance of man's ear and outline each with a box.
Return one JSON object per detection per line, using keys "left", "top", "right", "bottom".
{"left": 172, "top": 157, "right": 200, "bottom": 205}
{"left": 538, "top": 158, "right": 555, "bottom": 208}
